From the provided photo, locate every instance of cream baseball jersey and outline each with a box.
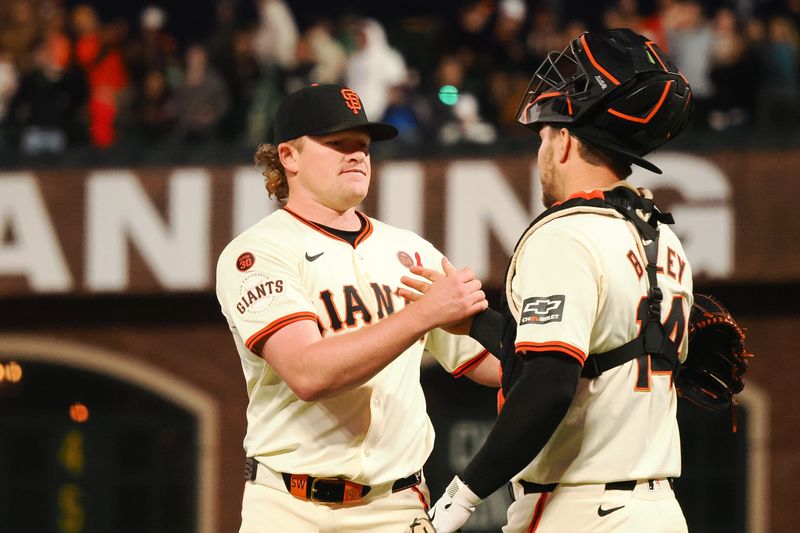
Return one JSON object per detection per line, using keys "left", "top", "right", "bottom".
{"left": 216, "top": 207, "right": 488, "bottom": 485}
{"left": 506, "top": 183, "right": 693, "bottom": 485}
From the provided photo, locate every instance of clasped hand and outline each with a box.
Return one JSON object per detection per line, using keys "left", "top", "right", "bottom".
{"left": 397, "top": 257, "right": 484, "bottom": 334}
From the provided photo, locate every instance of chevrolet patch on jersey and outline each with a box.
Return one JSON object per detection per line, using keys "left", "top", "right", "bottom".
{"left": 519, "top": 295, "right": 565, "bottom": 325}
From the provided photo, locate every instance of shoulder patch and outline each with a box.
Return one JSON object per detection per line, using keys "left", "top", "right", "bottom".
{"left": 237, "top": 252, "right": 255, "bottom": 272}
{"left": 236, "top": 272, "right": 283, "bottom": 315}
{"left": 520, "top": 295, "right": 565, "bottom": 325}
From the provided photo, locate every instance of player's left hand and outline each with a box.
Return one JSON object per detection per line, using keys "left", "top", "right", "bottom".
{"left": 428, "top": 476, "right": 482, "bottom": 533}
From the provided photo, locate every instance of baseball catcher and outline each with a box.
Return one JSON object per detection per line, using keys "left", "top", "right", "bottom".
{"left": 678, "top": 293, "right": 752, "bottom": 422}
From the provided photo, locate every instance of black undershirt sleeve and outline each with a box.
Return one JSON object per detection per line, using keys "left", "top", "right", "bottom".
{"left": 469, "top": 307, "right": 511, "bottom": 359}
{"left": 460, "top": 352, "right": 582, "bottom": 499}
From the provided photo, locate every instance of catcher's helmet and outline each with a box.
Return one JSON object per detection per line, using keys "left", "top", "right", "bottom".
{"left": 515, "top": 28, "right": 693, "bottom": 174}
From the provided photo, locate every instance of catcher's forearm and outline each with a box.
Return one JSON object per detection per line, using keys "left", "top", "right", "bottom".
{"left": 469, "top": 307, "right": 507, "bottom": 358}
{"left": 461, "top": 354, "right": 581, "bottom": 498}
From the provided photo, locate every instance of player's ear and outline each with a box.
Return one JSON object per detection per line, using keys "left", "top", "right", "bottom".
{"left": 278, "top": 142, "right": 300, "bottom": 173}
{"left": 557, "top": 128, "right": 571, "bottom": 164}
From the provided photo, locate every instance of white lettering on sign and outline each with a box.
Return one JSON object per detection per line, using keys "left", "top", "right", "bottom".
{"left": 377, "top": 161, "right": 425, "bottom": 234}
{"left": 233, "top": 166, "right": 278, "bottom": 236}
{"left": 630, "top": 153, "right": 733, "bottom": 277}
{"left": 0, "top": 174, "right": 72, "bottom": 291}
{"left": 445, "top": 161, "right": 536, "bottom": 279}
{"left": 86, "top": 169, "right": 211, "bottom": 291}
{"left": 0, "top": 153, "right": 737, "bottom": 294}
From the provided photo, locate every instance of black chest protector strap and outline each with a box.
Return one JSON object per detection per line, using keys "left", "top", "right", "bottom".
{"left": 580, "top": 190, "right": 679, "bottom": 379}
{"left": 499, "top": 186, "right": 679, "bottom": 381}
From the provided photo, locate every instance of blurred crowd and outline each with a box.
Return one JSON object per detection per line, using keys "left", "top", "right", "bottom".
{"left": 0, "top": 0, "right": 799, "bottom": 160}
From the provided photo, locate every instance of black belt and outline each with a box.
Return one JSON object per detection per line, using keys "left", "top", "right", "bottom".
{"left": 245, "top": 458, "right": 422, "bottom": 504}
{"left": 519, "top": 478, "right": 674, "bottom": 494}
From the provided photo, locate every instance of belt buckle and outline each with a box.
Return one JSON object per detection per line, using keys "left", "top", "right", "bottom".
{"left": 310, "top": 477, "right": 365, "bottom": 504}
{"left": 310, "top": 477, "right": 341, "bottom": 503}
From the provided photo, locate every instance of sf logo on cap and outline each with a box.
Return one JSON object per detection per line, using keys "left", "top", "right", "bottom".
{"left": 341, "top": 88, "right": 362, "bottom": 115}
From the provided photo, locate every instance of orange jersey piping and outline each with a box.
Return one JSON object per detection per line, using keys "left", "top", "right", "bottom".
{"left": 451, "top": 349, "right": 491, "bottom": 378}
{"left": 245, "top": 312, "right": 318, "bottom": 352}
{"left": 515, "top": 341, "right": 587, "bottom": 366}
{"left": 283, "top": 207, "right": 373, "bottom": 248}
{"left": 527, "top": 491, "right": 550, "bottom": 532}
{"left": 553, "top": 189, "right": 604, "bottom": 207}
{"left": 411, "top": 485, "right": 429, "bottom": 510}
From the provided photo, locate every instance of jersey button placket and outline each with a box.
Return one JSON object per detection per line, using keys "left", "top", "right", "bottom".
{"left": 353, "top": 251, "right": 372, "bottom": 284}
{"left": 363, "top": 393, "right": 383, "bottom": 460}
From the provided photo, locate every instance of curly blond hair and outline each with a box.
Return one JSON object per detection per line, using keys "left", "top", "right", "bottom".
{"left": 253, "top": 138, "right": 304, "bottom": 204}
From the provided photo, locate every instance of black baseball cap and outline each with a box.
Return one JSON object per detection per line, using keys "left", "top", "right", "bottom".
{"left": 273, "top": 84, "right": 398, "bottom": 144}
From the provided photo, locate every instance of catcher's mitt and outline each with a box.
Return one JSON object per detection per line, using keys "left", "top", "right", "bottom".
{"left": 677, "top": 293, "right": 751, "bottom": 412}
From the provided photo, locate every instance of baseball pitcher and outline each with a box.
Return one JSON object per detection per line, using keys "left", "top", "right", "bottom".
{"left": 216, "top": 84, "right": 499, "bottom": 533}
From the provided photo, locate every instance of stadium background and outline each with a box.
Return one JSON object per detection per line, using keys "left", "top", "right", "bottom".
{"left": 0, "top": 0, "right": 798, "bottom": 532}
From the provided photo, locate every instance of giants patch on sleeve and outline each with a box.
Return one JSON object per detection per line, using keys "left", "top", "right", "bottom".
{"left": 236, "top": 272, "right": 283, "bottom": 315}
{"left": 519, "top": 295, "right": 565, "bottom": 325}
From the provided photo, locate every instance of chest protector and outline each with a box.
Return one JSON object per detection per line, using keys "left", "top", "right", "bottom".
{"left": 500, "top": 185, "right": 679, "bottom": 386}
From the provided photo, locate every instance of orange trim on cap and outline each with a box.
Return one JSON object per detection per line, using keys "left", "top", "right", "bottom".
{"left": 283, "top": 207, "right": 373, "bottom": 248}
{"left": 580, "top": 34, "right": 620, "bottom": 85}
{"left": 516, "top": 341, "right": 587, "bottom": 365}
{"left": 245, "top": 312, "right": 319, "bottom": 352}
{"left": 452, "top": 349, "right": 490, "bottom": 378}
{"left": 645, "top": 41, "right": 668, "bottom": 71}
{"left": 607, "top": 81, "right": 672, "bottom": 124}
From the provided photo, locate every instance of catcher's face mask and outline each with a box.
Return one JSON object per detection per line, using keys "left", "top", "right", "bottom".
{"left": 515, "top": 43, "right": 588, "bottom": 127}
{"left": 515, "top": 29, "right": 694, "bottom": 174}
